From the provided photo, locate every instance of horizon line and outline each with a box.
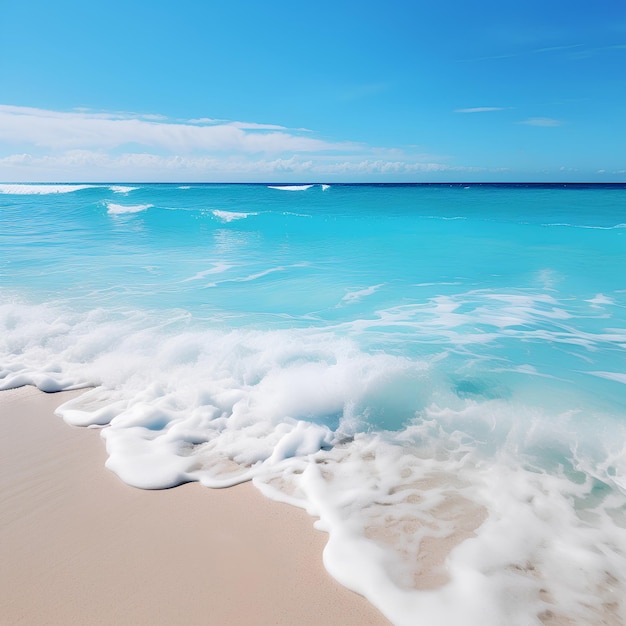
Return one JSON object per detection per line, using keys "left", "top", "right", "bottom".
{"left": 2, "top": 181, "right": 626, "bottom": 186}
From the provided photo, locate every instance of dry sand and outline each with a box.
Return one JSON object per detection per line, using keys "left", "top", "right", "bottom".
{"left": 0, "top": 386, "right": 390, "bottom": 625}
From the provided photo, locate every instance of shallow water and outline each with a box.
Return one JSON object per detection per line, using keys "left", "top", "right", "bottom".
{"left": 1, "top": 182, "right": 626, "bottom": 624}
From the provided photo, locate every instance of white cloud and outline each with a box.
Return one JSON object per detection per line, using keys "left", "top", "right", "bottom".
{"left": 313, "top": 160, "right": 456, "bottom": 174}
{"left": 228, "top": 121, "right": 292, "bottom": 131}
{"left": 0, "top": 151, "right": 452, "bottom": 175}
{"left": 535, "top": 44, "right": 585, "bottom": 54}
{"left": 0, "top": 148, "right": 495, "bottom": 182}
{"left": 187, "top": 117, "right": 223, "bottom": 124}
{"left": 454, "top": 107, "right": 506, "bottom": 113}
{"left": 0, "top": 105, "right": 336, "bottom": 154}
{"left": 517, "top": 117, "right": 563, "bottom": 127}
{"left": 0, "top": 152, "right": 33, "bottom": 164}
{"left": 0, "top": 104, "right": 495, "bottom": 182}
{"left": 461, "top": 44, "right": 585, "bottom": 63}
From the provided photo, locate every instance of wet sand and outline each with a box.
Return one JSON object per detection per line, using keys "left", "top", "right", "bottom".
{"left": 0, "top": 386, "right": 390, "bottom": 625}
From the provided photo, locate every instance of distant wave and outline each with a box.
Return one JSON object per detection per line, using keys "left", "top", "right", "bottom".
{"left": 106, "top": 202, "right": 153, "bottom": 215}
{"left": 541, "top": 222, "right": 626, "bottom": 230}
{"left": 212, "top": 209, "right": 257, "bottom": 223}
{"left": 0, "top": 183, "right": 96, "bottom": 195}
{"left": 583, "top": 223, "right": 626, "bottom": 230}
{"left": 267, "top": 184, "right": 314, "bottom": 191}
{"left": 322, "top": 184, "right": 331, "bottom": 190}
{"left": 414, "top": 281, "right": 462, "bottom": 287}
{"left": 0, "top": 183, "right": 140, "bottom": 195}
{"left": 424, "top": 215, "right": 467, "bottom": 221}
{"left": 109, "top": 185, "right": 139, "bottom": 194}
{"left": 280, "top": 211, "right": 312, "bottom": 218}
{"left": 178, "top": 186, "right": 191, "bottom": 189}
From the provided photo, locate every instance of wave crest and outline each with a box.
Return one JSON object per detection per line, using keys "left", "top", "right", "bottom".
{"left": 212, "top": 209, "right": 257, "bottom": 222}
{"left": 267, "top": 184, "right": 314, "bottom": 191}
{"left": 0, "top": 184, "right": 96, "bottom": 195}
{"left": 106, "top": 202, "right": 153, "bottom": 215}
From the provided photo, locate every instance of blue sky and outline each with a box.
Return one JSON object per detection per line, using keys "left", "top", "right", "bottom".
{"left": 1, "top": 0, "right": 625, "bottom": 182}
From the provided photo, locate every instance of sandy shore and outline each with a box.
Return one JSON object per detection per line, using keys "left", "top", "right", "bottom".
{"left": 0, "top": 386, "right": 390, "bottom": 625}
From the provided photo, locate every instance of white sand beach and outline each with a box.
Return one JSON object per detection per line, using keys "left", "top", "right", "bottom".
{"left": 0, "top": 386, "right": 390, "bottom": 625}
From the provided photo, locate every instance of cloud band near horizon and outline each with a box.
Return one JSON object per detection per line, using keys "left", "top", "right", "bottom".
{"left": 0, "top": 104, "right": 494, "bottom": 181}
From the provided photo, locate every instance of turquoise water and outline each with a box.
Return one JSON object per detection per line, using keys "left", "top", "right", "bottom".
{"left": 1, "top": 182, "right": 626, "bottom": 624}
{"left": 5, "top": 184, "right": 625, "bottom": 315}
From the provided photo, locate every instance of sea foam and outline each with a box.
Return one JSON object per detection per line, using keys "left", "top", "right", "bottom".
{"left": 2, "top": 296, "right": 626, "bottom": 625}
{"left": 0, "top": 183, "right": 97, "bottom": 194}
{"left": 212, "top": 209, "right": 257, "bottom": 222}
{"left": 267, "top": 184, "right": 314, "bottom": 191}
{"left": 106, "top": 202, "right": 153, "bottom": 215}
{"left": 109, "top": 185, "right": 139, "bottom": 194}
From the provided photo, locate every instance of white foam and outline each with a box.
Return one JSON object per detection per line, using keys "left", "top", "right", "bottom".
{"left": 106, "top": 202, "right": 153, "bottom": 215}
{"left": 424, "top": 215, "right": 467, "bottom": 221}
{"left": 543, "top": 222, "right": 626, "bottom": 230}
{"left": 587, "top": 293, "right": 614, "bottom": 307}
{"left": 340, "top": 284, "right": 384, "bottom": 305}
{"left": 261, "top": 423, "right": 626, "bottom": 625}
{"left": 280, "top": 211, "right": 312, "bottom": 218}
{"left": 3, "top": 298, "right": 626, "bottom": 624}
{"left": 341, "top": 289, "right": 623, "bottom": 353}
{"left": 267, "top": 184, "right": 314, "bottom": 191}
{"left": 109, "top": 185, "right": 139, "bottom": 194}
{"left": 212, "top": 209, "right": 257, "bottom": 222}
{"left": 321, "top": 184, "right": 331, "bottom": 190}
{"left": 217, "top": 266, "right": 286, "bottom": 285}
{"left": 589, "top": 371, "right": 626, "bottom": 384}
{"left": 182, "top": 263, "right": 234, "bottom": 282}
{"left": 209, "top": 263, "right": 308, "bottom": 287}
{"left": 0, "top": 183, "right": 96, "bottom": 195}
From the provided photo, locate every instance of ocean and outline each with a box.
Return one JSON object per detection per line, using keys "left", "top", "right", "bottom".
{"left": 1, "top": 182, "right": 625, "bottom": 624}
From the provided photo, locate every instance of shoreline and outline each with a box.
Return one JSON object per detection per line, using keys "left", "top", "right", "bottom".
{"left": 0, "top": 385, "right": 389, "bottom": 625}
